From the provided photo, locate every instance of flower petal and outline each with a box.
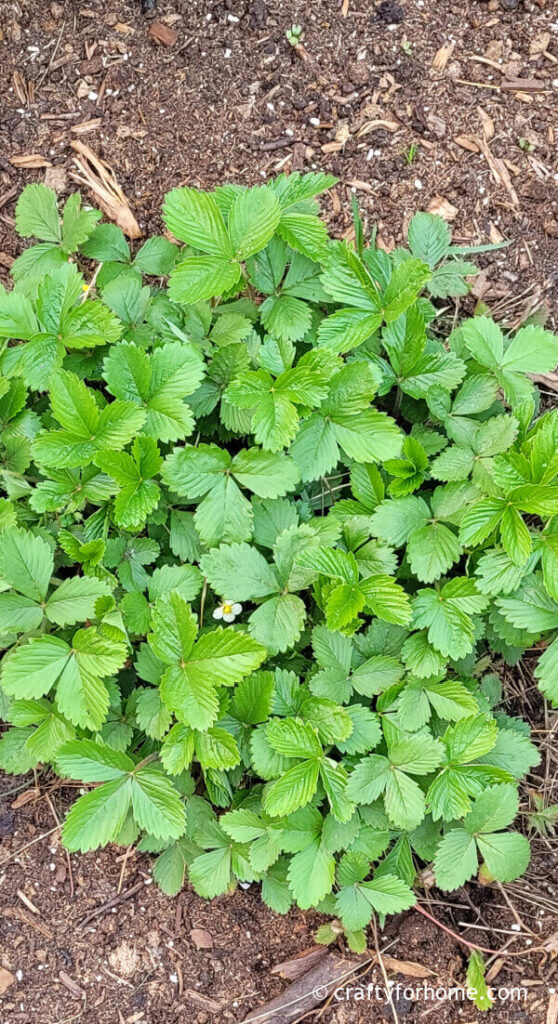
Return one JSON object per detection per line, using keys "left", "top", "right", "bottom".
{"left": 223, "top": 612, "right": 235, "bottom": 622}
{"left": 213, "top": 608, "right": 224, "bottom": 619}
{"left": 232, "top": 603, "right": 242, "bottom": 615}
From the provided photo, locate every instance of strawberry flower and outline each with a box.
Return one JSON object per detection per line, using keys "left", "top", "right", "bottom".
{"left": 213, "top": 599, "right": 243, "bottom": 623}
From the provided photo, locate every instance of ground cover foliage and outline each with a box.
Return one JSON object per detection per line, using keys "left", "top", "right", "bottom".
{"left": 1, "top": 175, "right": 557, "bottom": 950}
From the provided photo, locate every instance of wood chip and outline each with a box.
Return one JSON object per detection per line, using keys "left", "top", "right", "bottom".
{"left": 427, "top": 195, "right": 458, "bottom": 221}
{"left": 489, "top": 221, "right": 504, "bottom": 244}
{"left": 59, "top": 971, "right": 85, "bottom": 1000}
{"left": 479, "top": 106, "right": 495, "bottom": 142}
{"left": 381, "top": 956, "right": 434, "bottom": 978}
{"left": 2, "top": 906, "right": 54, "bottom": 939}
{"left": 243, "top": 952, "right": 369, "bottom": 1024}
{"left": 184, "top": 988, "right": 222, "bottom": 1012}
{"left": 189, "top": 928, "right": 213, "bottom": 949}
{"left": 10, "top": 154, "right": 52, "bottom": 169}
{"left": 500, "top": 78, "right": 550, "bottom": 92}
{"left": 347, "top": 179, "right": 375, "bottom": 193}
{"left": 0, "top": 968, "right": 15, "bottom": 995}
{"left": 432, "top": 41, "right": 455, "bottom": 72}
{"left": 532, "top": 372, "right": 558, "bottom": 393}
{"left": 356, "top": 118, "right": 399, "bottom": 137}
{"left": 71, "top": 119, "right": 103, "bottom": 135}
{"left": 17, "top": 890, "right": 40, "bottom": 915}
{"left": 11, "top": 789, "right": 39, "bottom": 809}
{"left": 12, "top": 70, "right": 28, "bottom": 105}
{"left": 148, "top": 21, "right": 178, "bottom": 46}
{"left": 70, "top": 141, "right": 142, "bottom": 238}
{"left": 547, "top": 990, "right": 558, "bottom": 1024}
{"left": 342, "top": 0, "right": 350, "bottom": 15}
{"left": 454, "top": 134, "right": 480, "bottom": 153}
{"left": 477, "top": 135, "right": 519, "bottom": 207}
{"left": 272, "top": 946, "right": 329, "bottom": 980}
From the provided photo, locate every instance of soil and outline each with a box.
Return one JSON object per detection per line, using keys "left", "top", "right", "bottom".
{"left": 1, "top": 773, "right": 557, "bottom": 1024}
{"left": 0, "top": 0, "right": 557, "bottom": 319}
{"left": 1, "top": 0, "right": 558, "bottom": 1021}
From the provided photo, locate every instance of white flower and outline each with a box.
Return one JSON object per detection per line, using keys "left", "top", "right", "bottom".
{"left": 213, "top": 600, "right": 243, "bottom": 623}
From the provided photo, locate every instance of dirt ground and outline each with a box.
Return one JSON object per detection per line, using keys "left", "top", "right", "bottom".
{"left": 1, "top": 1, "right": 558, "bottom": 1022}
{"left": 0, "top": 0, "right": 557, "bottom": 317}
{"left": 1, "top": 773, "right": 558, "bottom": 1024}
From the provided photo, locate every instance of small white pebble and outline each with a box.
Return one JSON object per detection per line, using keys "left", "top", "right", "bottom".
{"left": 309, "top": 116, "right": 320, "bottom": 127}
{"left": 49, "top": 863, "right": 55, "bottom": 872}
{"left": 16, "top": 970, "right": 23, "bottom": 981}
{"left": 511, "top": 923, "right": 521, "bottom": 932}
{"left": 169, "top": 973, "right": 178, "bottom": 984}
{"left": 526, "top": 939, "right": 533, "bottom": 945}
{"left": 224, "top": 48, "right": 232, "bottom": 58}
{"left": 88, "top": 91, "right": 98, "bottom": 101}
{"left": 414, "top": 178, "right": 423, "bottom": 190}
{"left": 285, "top": 128, "right": 294, "bottom": 136}
{"left": 227, "top": 13, "right": 239, "bottom": 22}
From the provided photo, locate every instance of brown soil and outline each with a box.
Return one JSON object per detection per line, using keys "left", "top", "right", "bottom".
{"left": 0, "top": 0, "right": 557, "bottom": 318}
{"left": 1, "top": 1, "right": 558, "bottom": 1021}
{"left": 1, "top": 774, "right": 557, "bottom": 1024}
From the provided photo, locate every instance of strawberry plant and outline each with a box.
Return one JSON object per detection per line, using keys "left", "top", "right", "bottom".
{"left": 1, "top": 176, "right": 556, "bottom": 947}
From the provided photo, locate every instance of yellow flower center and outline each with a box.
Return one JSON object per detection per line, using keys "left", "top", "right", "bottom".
{"left": 223, "top": 604, "right": 233, "bottom": 615}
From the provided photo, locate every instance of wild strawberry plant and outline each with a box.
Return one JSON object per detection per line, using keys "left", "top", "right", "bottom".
{"left": 1, "top": 176, "right": 557, "bottom": 949}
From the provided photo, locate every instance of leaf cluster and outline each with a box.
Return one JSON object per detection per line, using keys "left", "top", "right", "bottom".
{"left": 0, "top": 178, "right": 553, "bottom": 934}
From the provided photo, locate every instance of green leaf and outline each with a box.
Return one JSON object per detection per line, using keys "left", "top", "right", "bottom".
{"left": 228, "top": 186, "right": 281, "bottom": 260}
{"left": 263, "top": 759, "right": 320, "bottom": 817}
{"left": 62, "top": 777, "right": 132, "bottom": 852}
{"left": 464, "top": 783, "right": 519, "bottom": 834}
{"left": 169, "top": 256, "right": 241, "bottom": 304}
{"left": 476, "top": 832, "right": 530, "bottom": 882}
{"left": 202, "top": 542, "right": 279, "bottom": 601}
{"left": 287, "top": 840, "right": 336, "bottom": 908}
{"left": 249, "top": 593, "right": 306, "bottom": 654}
{"left": 56, "top": 738, "right": 134, "bottom": 780}
{"left": 467, "top": 951, "right": 494, "bottom": 1012}
{"left": 131, "top": 765, "right": 185, "bottom": 840}
{"left": 45, "top": 576, "right": 110, "bottom": 626}
{"left": 0, "top": 527, "right": 53, "bottom": 601}
{"left": 406, "top": 522, "right": 462, "bottom": 583}
{"left": 15, "top": 184, "right": 61, "bottom": 243}
{"left": 434, "top": 828, "right": 478, "bottom": 890}
{"left": 163, "top": 187, "right": 232, "bottom": 256}
{"left": 407, "top": 212, "right": 451, "bottom": 267}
